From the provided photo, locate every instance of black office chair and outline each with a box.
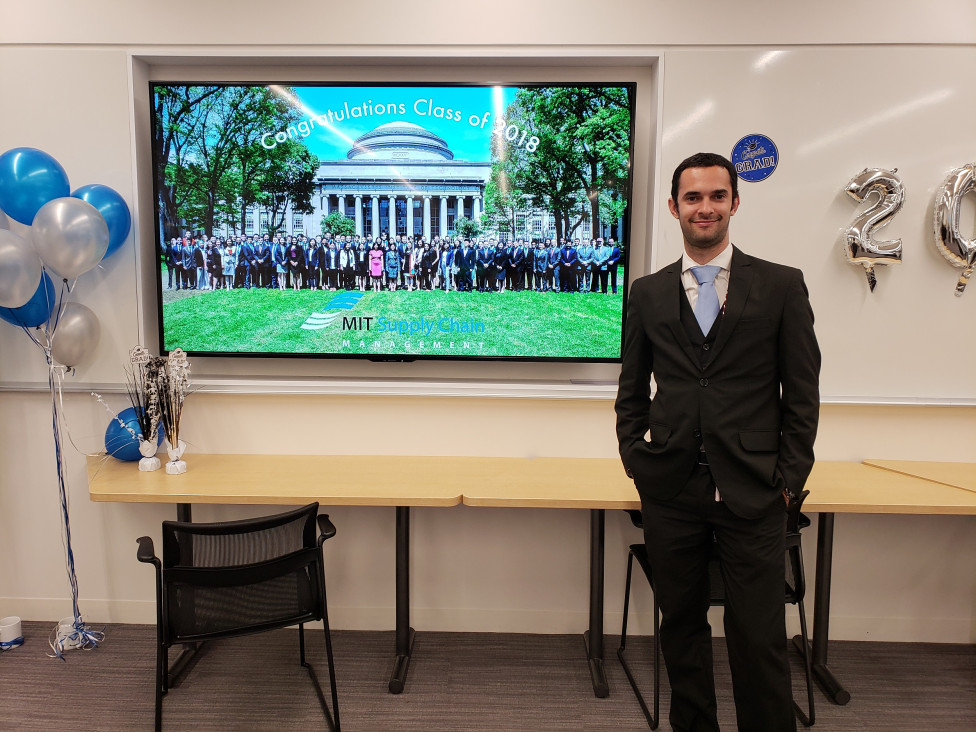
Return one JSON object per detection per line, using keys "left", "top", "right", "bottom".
{"left": 617, "top": 491, "right": 815, "bottom": 729}
{"left": 137, "top": 502, "right": 340, "bottom": 732}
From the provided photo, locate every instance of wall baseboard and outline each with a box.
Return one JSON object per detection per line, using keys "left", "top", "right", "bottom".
{"left": 3, "top": 598, "right": 972, "bottom": 643}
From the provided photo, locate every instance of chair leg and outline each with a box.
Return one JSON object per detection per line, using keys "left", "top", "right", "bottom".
{"left": 793, "top": 599, "right": 816, "bottom": 726}
{"left": 155, "top": 643, "right": 165, "bottom": 732}
{"left": 615, "top": 550, "right": 659, "bottom": 730}
{"left": 299, "top": 617, "right": 340, "bottom": 732}
{"left": 653, "top": 594, "right": 660, "bottom": 727}
{"left": 322, "top": 607, "right": 340, "bottom": 732}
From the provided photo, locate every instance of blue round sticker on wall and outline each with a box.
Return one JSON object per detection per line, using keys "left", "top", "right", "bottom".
{"left": 730, "top": 134, "right": 778, "bottom": 182}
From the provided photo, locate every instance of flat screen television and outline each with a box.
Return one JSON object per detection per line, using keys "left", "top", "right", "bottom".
{"left": 150, "top": 81, "right": 635, "bottom": 362}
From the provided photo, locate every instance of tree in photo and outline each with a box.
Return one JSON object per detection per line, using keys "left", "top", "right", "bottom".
{"left": 153, "top": 85, "right": 315, "bottom": 238}
{"left": 453, "top": 215, "right": 481, "bottom": 240}
{"left": 153, "top": 86, "right": 221, "bottom": 238}
{"left": 482, "top": 171, "right": 518, "bottom": 237}
{"left": 490, "top": 87, "right": 631, "bottom": 241}
{"left": 321, "top": 210, "right": 355, "bottom": 238}
{"left": 260, "top": 140, "right": 318, "bottom": 235}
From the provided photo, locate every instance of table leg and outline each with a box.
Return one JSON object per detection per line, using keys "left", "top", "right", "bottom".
{"left": 388, "top": 505, "right": 415, "bottom": 693}
{"left": 583, "top": 508, "right": 609, "bottom": 698}
{"left": 793, "top": 512, "right": 851, "bottom": 705}
{"left": 171, "top": 502, "right": 202, "bottom": 679}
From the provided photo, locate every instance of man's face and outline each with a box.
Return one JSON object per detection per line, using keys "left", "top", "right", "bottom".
{"left": 668, "top": 166, "right": 739, "bottom": 254}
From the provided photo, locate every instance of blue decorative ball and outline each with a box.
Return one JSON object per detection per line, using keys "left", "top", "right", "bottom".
{"left": 105, "top": 407, "right": 163, "bottom": 462}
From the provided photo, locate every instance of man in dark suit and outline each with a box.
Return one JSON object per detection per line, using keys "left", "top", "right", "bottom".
{"left": 615, "top": 152, "right": 820, "bottom": 732}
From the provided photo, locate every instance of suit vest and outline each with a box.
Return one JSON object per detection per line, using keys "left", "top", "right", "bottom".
{"left": 678, "top": 286, "right": 721, "bottom": 371}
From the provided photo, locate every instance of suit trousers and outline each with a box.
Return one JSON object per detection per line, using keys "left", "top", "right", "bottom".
{"left": 641, "top": 464, "right": 795, "bottom": 732}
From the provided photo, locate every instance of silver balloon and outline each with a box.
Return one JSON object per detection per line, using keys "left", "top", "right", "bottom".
{"left": 31, "top": 197, "right": 109, "bottom": 280}
{"left": 0, "top": 229, "right": 43, "bottom": 308}
{"left": 933, "top": 163, "right": 976, "bottom": 296}
{"left": 51, "top": 302, "right": 100, "bottom": 368}
{"left": 844, "top": 167, "right": 905, "bottom": 292}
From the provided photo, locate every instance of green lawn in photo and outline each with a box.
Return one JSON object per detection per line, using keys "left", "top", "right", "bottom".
{"left": 161, "top": 281, "right": 624, "bottom": 360}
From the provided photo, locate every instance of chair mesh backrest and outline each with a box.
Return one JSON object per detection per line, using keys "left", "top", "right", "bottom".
{"left": 161, "top": 505, "right": 322, "bottom": 643}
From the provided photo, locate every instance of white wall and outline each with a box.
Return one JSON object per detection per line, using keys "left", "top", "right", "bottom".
{"left": 1, "top": 2, "right": 974, "bottom": 643}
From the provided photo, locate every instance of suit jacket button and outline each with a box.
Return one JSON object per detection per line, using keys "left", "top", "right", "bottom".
{"left": 700, "top": 378, "right": 709, "bottom": 387}
{"left": 702, "top": 343, "right": 710, "bottom": 351}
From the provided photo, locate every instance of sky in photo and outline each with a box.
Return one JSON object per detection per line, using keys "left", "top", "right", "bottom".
{"left": 282, "top": 85, "right": 521, "bottom": 162}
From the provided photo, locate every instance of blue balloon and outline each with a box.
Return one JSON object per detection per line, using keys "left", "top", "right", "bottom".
{"left": 0, "top": 271, "right": 56, "bottom": 328}
{"left": 105, "top": 406, "right": 164, "bottom": 462}
{"left": 0, "top": 148, "right": 70, "bottom": 225}
{"left": 72, "top": 184, "right": 131, "bottom": 258}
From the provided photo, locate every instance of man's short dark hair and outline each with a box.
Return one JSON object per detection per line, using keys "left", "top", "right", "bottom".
{"left": 670, "top": 152, "right": 739, "bottom": 204}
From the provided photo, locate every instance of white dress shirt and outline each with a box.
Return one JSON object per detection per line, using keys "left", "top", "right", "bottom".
{"left": 680, "top": 244, "right": 733, "bottom": 312}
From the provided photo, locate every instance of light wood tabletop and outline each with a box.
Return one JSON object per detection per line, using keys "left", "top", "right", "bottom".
{"left": 88, "top": 455, "right": 976, "bottom": 515}
{"left": 862, "top": 459, "right": 976, "bottom": 495}
{"left": 802, "top": 461, "right": 976, "bottom": 514}
{"left": 459, "top": 457, "right": 639, "bottom": 509}
{"left": 87, "top": 453, "right": 464, "bottom": 507}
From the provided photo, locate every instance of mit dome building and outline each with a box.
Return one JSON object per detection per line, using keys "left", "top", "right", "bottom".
{"left": 236, "top": 121, "right": 581, "bottom": 242}
{"left": 310, "top": 121, "right": 491, "bottom": 241}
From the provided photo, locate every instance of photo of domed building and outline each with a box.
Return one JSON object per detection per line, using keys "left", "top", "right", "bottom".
{"left": 311, "top": 121, "right": 491, "bottom": 241}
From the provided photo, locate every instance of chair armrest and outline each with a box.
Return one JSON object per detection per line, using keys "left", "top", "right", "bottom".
{"left": 136, "top": 536, "right": 159, "bottom": 565}
{"left": 317, "top": 514, "right": 337, "bottom": 544}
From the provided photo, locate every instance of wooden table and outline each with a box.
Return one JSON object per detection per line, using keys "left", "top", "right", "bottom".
{"left": 798, "top": 462, "right": 976, "bottom": 705}
{"left": 863, "top": 459, "right": 976, "bottom": 495}
{"left": 87, "top": 453, "right": 637, "bottom": 696}
{"left": 89, "top": 455, "right": 976, "bottom": 705}
{"left": 88, "top": 453, "right": 464, "bottom": 694}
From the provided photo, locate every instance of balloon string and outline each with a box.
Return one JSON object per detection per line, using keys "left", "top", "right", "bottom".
{"left": 0, "top": 636, "right": 25, "bottom": 651}
{"left": 955, "top": 267, "right": 973, "bottom": 297}
{"left": 864, "top": 266, "right": 877, "bottom": 293}
{"left": 47, "top": 364, "right": 105, "bottom": 659}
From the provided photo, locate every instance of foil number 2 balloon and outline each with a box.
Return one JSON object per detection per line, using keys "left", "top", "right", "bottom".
{"left": 933, "top": 163, "right": 976, "bottom": 297}
{"left": 844, "top": 167, "right": 905, "bottom": 292}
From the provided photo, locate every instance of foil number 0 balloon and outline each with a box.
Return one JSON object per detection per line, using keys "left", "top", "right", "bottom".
{"left": 933, "top": 163, "right": 976, "bottom": 297}
{"left": 844, "top": 168, "right": 905, "bottom": 292}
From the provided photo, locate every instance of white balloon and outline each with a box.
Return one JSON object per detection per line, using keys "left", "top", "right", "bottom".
{"left": 31, "top": 197, "right": 109, "bottom": 279}
{"left": 52, "top": 302, "right": 100, "bottom": 368}
{"left": 0, "top": 208, "right": 9, "bottom": 230}
{"left": 0, "top": 229, "right": 43, "bottom": 308}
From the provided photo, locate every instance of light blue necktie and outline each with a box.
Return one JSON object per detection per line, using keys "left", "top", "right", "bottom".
{"left": 691, "top": 265, "right": 722, "bottom": 334}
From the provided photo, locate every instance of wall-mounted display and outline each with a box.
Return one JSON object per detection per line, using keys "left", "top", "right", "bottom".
{"left": 150, "top": 82, "right": 636, "bottom": 362}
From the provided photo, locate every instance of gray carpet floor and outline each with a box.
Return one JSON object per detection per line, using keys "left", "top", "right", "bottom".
{"left": 1, "top": 622, "right": 973, "bottom": 730}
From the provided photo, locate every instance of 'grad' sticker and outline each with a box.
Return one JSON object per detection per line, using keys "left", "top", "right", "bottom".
{"left": 731, "top": 134, "right": 778, "bottom": 183}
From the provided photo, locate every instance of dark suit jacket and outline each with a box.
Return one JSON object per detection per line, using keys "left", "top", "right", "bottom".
{"left": 615, "top": 247, "right": 821, "bottom": 519}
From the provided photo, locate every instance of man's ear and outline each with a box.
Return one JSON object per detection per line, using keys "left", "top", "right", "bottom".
{"left": 668, "top": 198, "right": 679, "bottom": 219}
{"left": 730, "top": 195, "right": 740, "bottom": 216}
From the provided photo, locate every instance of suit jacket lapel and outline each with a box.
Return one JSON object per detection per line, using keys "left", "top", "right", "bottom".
{"left": 710, "top": 246, "right": 754, "bottom": 359}
{"left": 662, "top": 258, "right": 701, "bottom": 367}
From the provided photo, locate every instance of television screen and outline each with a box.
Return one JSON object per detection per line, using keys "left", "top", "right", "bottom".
{"left": 150, "top": 81, "right": 634, "bottom": 361}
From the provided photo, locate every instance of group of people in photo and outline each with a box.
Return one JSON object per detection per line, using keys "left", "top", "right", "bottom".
{"left": 163, "top": 231, "right": 624, "bottom": 295}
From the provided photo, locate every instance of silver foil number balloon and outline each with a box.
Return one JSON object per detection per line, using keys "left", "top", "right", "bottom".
{"left": 844, "top": 168, "right": 905, "bottom": 292}
{"left": 933, "top": 163, "right": 976, "bottom": 296}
